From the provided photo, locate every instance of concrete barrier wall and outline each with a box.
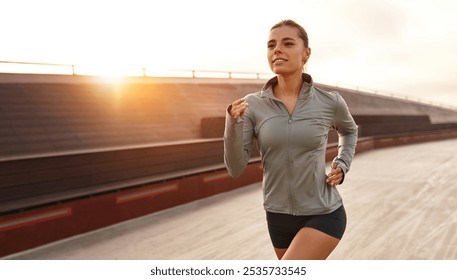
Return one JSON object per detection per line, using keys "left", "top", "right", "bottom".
{"left": 318, "top": 84, "right": 457, "bottom": 124}
{"left": 1, "top": 74, "right": 457, "bottom": 160}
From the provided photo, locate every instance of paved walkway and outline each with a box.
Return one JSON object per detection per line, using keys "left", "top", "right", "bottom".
{"left": 5, "top": 138, "right": 457, "bottom": 260}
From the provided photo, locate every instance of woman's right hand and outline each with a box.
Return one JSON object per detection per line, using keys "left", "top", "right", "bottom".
{"left": 229, "top": 98, "right": 249, "bottom": 118}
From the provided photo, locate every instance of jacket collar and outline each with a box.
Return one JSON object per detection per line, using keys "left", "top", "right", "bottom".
{"left": 260, "top": 73, "right": 313, "bottom": 101}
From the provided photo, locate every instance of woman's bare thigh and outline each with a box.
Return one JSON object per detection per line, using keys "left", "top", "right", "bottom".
{"left": 281, "top": 227, "right": 340, "bottom": 260}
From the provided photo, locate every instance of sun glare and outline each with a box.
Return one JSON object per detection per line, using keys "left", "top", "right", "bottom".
{"left": 74, "top": 64, "right": 142, "bottom": 77}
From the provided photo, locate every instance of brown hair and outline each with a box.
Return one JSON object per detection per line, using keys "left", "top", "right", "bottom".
{"left": 271, "top": 19, "right": 309, "bottom": 48}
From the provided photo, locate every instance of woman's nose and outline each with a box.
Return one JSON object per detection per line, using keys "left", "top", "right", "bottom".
{"left": 273, "top": 44, "right": 282, "bottom": 54}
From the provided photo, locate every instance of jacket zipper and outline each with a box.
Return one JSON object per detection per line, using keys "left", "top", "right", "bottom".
{"left": 276, "top": 98, "right": 298, "bottom": 215}
{"left": 287, "top": 114, "right": 296, "bottom": 215}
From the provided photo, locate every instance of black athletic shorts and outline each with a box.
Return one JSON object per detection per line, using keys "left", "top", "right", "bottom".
{"left": 266, "top": 205, "right": 347, "bottom": 249}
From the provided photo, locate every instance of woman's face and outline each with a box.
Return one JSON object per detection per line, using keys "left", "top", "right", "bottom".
{"left": 267, "top": 25, "right": 310, "bottom": 76}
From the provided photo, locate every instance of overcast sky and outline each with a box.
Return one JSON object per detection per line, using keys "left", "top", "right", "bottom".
{"left": 1, "top": 0, "right": 456, "bottom": 108}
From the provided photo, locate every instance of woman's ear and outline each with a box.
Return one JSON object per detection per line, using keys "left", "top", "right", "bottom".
{"left": 305, "top": 48, "right": 311, "bottom": 59}
{"left": 303, "top": 48, "right": 311, "bottom": 64}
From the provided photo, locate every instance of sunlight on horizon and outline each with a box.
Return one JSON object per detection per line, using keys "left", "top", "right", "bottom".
{"left": 1, "top": 0, "right": 457, "bottom": 107}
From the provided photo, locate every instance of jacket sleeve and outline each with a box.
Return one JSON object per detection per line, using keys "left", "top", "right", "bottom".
{"left": 332, "top": 94, "right": 358, "bottom": 181}
{"left": 223, "top": 104, "right": 254, "bottom": 178}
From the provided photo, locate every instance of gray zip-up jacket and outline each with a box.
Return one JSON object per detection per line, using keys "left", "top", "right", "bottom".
{"left": 224, "top": 73, "right": 358, "bottom": 215}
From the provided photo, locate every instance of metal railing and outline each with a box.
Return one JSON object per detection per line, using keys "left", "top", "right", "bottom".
{"left": 1, "top": 60, "right": 456, "bottom": 111}
{"left": 0, "top": 60, "right": 76, "bottom": 75}
{"left": 0, "top": 60, "right": 270, "bottom": 80}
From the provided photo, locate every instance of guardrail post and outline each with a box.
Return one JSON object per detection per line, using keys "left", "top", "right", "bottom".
{"left": 192, "top": 70, "right": 195, "bottom": 78}
{"left": 142, "top": 68, "right": 147, "bottom": 77}
{"left": 71, "top": 65, "right": 75, "bottom": 75}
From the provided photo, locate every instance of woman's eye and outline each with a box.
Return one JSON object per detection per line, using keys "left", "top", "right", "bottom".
{"left": 285, "top": 42, "right": 294, "bottom": 46}
{"left": 267, "top": 44, "right": 275, "bottom": 49}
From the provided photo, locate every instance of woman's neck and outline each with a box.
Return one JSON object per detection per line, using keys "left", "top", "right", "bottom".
{"left": 275, "top": 72, "right": 303, "bottom": 97}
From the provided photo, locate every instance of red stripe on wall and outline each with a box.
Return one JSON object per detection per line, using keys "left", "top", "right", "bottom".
{"left": 0, "top": 208, "right": 72, "bottom": 232}
{"left": 116, "top": 184, "right": 178, "bottom": 204}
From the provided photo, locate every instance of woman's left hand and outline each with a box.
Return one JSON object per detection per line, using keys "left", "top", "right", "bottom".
{"left": 326, "top": 162, "right": 343, "bottom": 187}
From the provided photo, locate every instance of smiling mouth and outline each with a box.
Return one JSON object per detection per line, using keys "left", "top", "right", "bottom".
{"left": 273, "top": 58, "right": 287, "bottom": 64}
